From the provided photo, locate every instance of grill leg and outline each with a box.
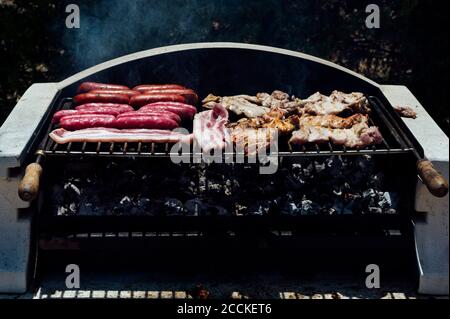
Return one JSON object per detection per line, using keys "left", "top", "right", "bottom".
{"left": 414, "top": 160, "right": 449, "bottom": 295}
{"left": 0, "top": 171, "right": 34, "bottom": 293}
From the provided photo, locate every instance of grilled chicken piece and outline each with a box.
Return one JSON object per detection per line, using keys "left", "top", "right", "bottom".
{"left": 289, "top": 122, "right": 383, "bottom": 148}
{"left": 255, "top": 91, "right": 302, "bottom": 114}
{"left": 228, "top": 109, "right": 295, "bottom": 155}
{"left": 231, "top": 126, "right": 277, "bottom": 155}
{"left": 300, "top": 91, "right": 370, "bottom": 115}
{"left": 394, "top": 106, "right": 417, "bottom": 119}
{"left": 202, "top": 90, "right": 303, "bottom": 118}
{"left": 228, "top": 110, "right": 296, "bottom": 135}
{"left": 203, "top": 94, "right": 270, "bottom": 118}
{"left": 297, "top": 113, "right": 368, "bottom": 129}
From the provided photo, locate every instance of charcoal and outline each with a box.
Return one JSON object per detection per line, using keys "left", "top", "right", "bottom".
{"left": 368, "top": 207, "right": 383, "bottom": 214}
{"left": 136, "top": 197, "right": 152, "bottom": 212}
{"left": 323, "top": 207, "right": 337, "bottom": 215}
{"left": 300, "top": 198, "right": 320, "bottom": 215}
{"left": 223, "top": 179, "right": 234, "bottom": 196}
{"left": 247, "top": 200, "right": 272, "bottom": 216}
{"left": 314, "top": 162, "right": 326, "bottom": 173}
{"left": 325, "top": 156, "right": 343, "bottom": 176}
{"left": 206, "top": 181, "right": 223, "bottom": 194}
{"left": 282, "top": 169, "right": 306, "bottom": 191}
{"left": 51, "top": 184, "right": 65, "bottom": 204}
{"left": 49, "top": 155, "right": 399, "bottom": 217}
{"left": 234, "top": 203, "right": 247, "bottom": 216}
{"left": 147, "top": 200, "right": 166, "bottom": 216}
{"left": 185, "top": 199, "right": 207, "bottom": 216}
{"left": 378, "top": 192, "right": 392, "bottom": 208}
{"left": 262, "top": 183, "right": 277, "bottom": 196}
{"left": 56, "top": 206, "right": 69, "bottom": 216}
{"left": 281, "top": 201, "right": 301, "bottom": 216}
{"left": 112, "top": 196, "right": 134, "bottom": 215}
{"left": 208, "top": 205, "right": 229, "bottom": 216}
{"left": 79, "top": 200, "right": 100, "bottom": 216}
{"left": 64, "top": 182, "right": 81, "bottom": 202}
{"left": 164, "top": 198, "right": 185, "bottom": 216}
{"left": 68, "top": 203, "right": 77, "bottom": 215}
{"left": 362, "top": 188, "right": 377, "bottom": 199}
{"left": 369, "top": 172, "right": 384, "bottom": 188}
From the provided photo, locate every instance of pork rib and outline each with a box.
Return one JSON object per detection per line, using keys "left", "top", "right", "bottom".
{"left": 297, "top": 113, "right": 368, "bottom": 129}
{"left": 289, "top": 122, "right": 383, "bottom": 148}
{"left": 203, "top": 94, "right": 270, "bottom": 118}
{"left": 301, "top": 91, "right": 370, "bottom": 115}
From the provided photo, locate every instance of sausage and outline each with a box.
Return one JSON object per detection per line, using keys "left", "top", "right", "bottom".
{"left": 129, "top": 94, "right": 187, "bottom": 108}
{"left": 114, "top": 115, "right": 179, "bottom": 130}
{"left": 142, "top": 88, "right": 198, "bottom": 105}
{"left": 75, "top": 104, "right": 134, "bottom": 115}
{"left": 89, "top": 89, "right": 141, "bottom": 97}
{"left": 52, "top": 110, "right": 79, "bottom": 123}
{"left": 59, "top": 114, "right": 116, "bottom": 130}
{"left": 139, "top": 102, "right": 197, "bottom": 120}
{"left": 53, "top": 108, "right": 131, "bottom": 123}
{"left": 74, "top": 93, "right": 130, "bottom": 105}
{"left": 77, "top": 82, "right": 130, "bottom": 93}
{"left": 133, "top": 84, "right": 186, "bottom": 93}
{"left": 75, "top": 103, "right": 133, "bottom": 110}
{"left": 117, "top": 111, "right": 181, "bottom": 124}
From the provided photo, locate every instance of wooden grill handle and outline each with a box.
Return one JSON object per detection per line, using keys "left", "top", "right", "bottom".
{"left": 417, "top": 160, "right": 449, "bottom": 198}
{"left": 18, "top": 163, "right": 43, "bottom": 202}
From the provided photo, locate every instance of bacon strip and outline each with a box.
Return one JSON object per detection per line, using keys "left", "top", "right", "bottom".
{"left": 193, "top": 103, "right": 230, "bottom": 153}
{"left": 49, "top": 128, "right": 192, "bottom": 144}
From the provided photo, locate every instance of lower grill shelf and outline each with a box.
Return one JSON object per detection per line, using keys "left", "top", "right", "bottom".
{"left": 38, "top": 214, "right": 408, "bottom": 235}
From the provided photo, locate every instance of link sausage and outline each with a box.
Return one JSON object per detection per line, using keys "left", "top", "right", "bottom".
{"left": 75, "top": 104, "right": 134, "bottom": 114}
{"left": 130, "top": 94, "right": 187, "bottom": 107}
{"left": 114, "top": 115, "right": 179, "bottom": 130}
{"left": 139, "top": 102, "right": 197, "bottom": 120}
{"left": 52, "top": 110, "right": 79, "bottom": 123}
{"left": 77, "top": 82, "right": 130, "bottom": 93}
{"left": 75, "top": 103, "right": 133, "bottom": 110}
{"left": 53, "top": 109, "right": 131, "bottom": 124}
{"left": 117, "top": 111, "right": 181, "bottom": 124}
{"left": 74, "top": 93, "right": 130, "bottom": 105}
{"left": 142, "top": 88, "right": 198, "bottom": 105}
{"left": 59, "top": 114, "right": 116, "bottom": 130}
{"left": 89, "top": 89, "right": 141, "bottom": 97}
{"left": 133, "top": 84, "right": 186, "bottom": 92}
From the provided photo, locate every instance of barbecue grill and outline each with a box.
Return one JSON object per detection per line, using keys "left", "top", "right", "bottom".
{"left": 0, "top": 43, "right": 448, "bottom": 295}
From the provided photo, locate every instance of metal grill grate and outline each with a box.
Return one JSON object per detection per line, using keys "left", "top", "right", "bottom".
{"left": 41, "top": 96, "right": 414, "bottom": 158}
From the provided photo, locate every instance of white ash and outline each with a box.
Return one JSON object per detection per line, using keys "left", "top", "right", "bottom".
{"left": 64, "top": 183, "right": 81, "bottom": 196}
{"left": 120, "top": 196, "right": 132, "bottom": 205}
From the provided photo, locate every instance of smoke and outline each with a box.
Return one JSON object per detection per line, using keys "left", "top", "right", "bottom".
{"left": 61, "top": 0, "right": 245, "bottom": 70}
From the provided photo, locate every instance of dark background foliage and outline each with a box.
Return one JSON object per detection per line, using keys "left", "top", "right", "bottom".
{"left": 0, "top": 0, "right": 448, "bottom": 134}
